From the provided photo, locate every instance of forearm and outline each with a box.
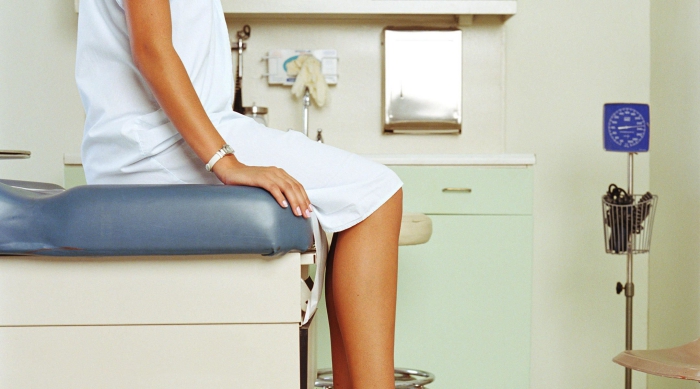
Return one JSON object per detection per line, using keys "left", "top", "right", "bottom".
{"left": 124, "top": 0, "right": 229, "bottom": 165}
{"left": 133, "top": 46, "right": 226, "bottom": 163}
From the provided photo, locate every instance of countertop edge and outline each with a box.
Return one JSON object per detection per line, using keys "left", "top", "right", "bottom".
{"left": 64, "top": 153, "right": 537, "bottom": 167}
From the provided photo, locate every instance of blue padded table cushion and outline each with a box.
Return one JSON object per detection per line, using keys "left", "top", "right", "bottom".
{"left": 0, "top": 181, "right": 313, "bottom": 257}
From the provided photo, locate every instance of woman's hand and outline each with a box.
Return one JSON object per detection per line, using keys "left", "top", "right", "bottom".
{"left": 212, "top": 156, "right": 313, "bottom": 218}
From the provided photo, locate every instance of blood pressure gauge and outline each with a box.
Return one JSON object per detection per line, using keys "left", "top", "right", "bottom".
{"left": 604, "top": 103, "right": 650, "bottom": 152}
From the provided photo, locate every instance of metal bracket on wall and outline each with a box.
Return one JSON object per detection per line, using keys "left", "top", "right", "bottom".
{"left": 457, "top": 15, "right": 474, "bottom": 26}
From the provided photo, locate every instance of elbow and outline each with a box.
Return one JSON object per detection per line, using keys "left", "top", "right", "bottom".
{"left": 130, "top": 39, "right": 173, "bottom": 76}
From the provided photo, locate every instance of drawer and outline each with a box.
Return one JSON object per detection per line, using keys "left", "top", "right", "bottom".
{"left": 390, "top": 166, "right": 533, "bottom": 215}
{"left": 0, "top": 324, "right": 299, "bottom": 389}
{"left": 0, "top": 254, "right": 301, "bottom": 326}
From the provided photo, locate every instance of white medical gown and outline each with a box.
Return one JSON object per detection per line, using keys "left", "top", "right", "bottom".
{"left": 75, "top": 0, "right": 402, "bottom": 232}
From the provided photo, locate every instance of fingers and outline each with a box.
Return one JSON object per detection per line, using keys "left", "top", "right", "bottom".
{"left": 216, "top": 161, "right": 312, "bottom": 219}
{"left": 250, "top": 167, "right": 311, "bottom": 218}
{"left": 271, "top": 168, "right": 312, "bottom": 218}
{"left": 282, "top": 172, "right": 311, "bottom": 213}
{"left": 266, "top": 186, "right": 289, "bottom": 209}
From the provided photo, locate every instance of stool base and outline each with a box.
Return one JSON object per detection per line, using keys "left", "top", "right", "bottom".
{"left": 315, "top": 367, "right": 435, "bottom": 388}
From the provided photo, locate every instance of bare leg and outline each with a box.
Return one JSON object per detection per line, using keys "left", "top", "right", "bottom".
{"left": 325, "top": 239, "right": 353, "bottom": 388}
{"left": 325, "top": 188, "right": 403, "bottom": 389}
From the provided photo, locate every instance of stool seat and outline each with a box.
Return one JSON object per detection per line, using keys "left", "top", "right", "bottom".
{"left": 399, "top": 212, "right": 432, "bottom": 246}
{"left": 613, "top": 338, "right": 700, "bottom": 381}
{"left": 321, "top": 213, "right": 432, "bottom": 247}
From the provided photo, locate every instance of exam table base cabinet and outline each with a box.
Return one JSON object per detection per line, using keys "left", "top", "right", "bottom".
{"left": 0, "top": 254, "right": 305, "bottom": 389}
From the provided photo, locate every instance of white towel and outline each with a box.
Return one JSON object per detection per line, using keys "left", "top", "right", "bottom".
{"left": 288, "top": 55, "right": 329, "bottom": 107}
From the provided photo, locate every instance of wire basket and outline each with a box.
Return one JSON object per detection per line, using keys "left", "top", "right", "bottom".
{"left": 602, "top": 194, "right": 658, "bottom": 254}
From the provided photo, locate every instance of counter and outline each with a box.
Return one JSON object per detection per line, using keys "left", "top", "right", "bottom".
{"left": 365, "top": 153, "right": 535, "bottom": 166}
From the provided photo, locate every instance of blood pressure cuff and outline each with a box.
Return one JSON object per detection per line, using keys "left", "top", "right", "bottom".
{"left": 0, "top": 180, "right": 314, "bottom": 257}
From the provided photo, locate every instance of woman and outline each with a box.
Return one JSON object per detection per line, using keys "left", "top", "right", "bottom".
{"left": 75, "top": 1, "right": 403, "bottom": 388}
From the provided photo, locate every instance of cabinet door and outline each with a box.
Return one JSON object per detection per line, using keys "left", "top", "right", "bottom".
{"left": 314, "top": 214, "right": 532, "bottom": 388}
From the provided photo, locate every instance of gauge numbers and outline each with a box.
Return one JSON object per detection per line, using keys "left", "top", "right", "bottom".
{"left": 604, "top": 103, "right": 650, "bottom": 152}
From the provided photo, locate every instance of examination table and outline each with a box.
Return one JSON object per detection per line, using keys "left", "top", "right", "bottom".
{"left": 0, "top": 179, "right": 321, "bottom": 389}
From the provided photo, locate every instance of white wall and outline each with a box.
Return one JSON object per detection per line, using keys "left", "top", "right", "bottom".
{"left": 505, "top": 1, "right": 651, "bottom": 388}
{"left": 649, "top": 2, "right": 700, "bottom": 389}
{"left": 0, "top": 0, "right": 84, "bottom": 184}
{"left": 225, "top": 15, "right": 507, "bottom": 154}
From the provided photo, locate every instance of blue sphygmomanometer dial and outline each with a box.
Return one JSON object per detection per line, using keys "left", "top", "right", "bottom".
{"left": 604, "top": 104, "right": 650, "bottom": 152}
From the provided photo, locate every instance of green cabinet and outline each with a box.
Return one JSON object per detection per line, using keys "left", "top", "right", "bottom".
{"left": 314, "top": 165, "right": 533, "bottom": 388}
{"left": 64, "top": 165, "right": 87, "bottom": 189}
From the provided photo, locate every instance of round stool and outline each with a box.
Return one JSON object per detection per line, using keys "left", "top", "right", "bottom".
{"left": 398, "top": 212, "right": 432, "bottom": 246}
{"left": 323, "top": 212, "right": 432, "bottom": 246}
{"left": 315, "top": 367, "right": 435, "bottom": 389}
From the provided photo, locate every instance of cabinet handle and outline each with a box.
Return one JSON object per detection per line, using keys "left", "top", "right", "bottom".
{"left": 0, "top": 150, "right": 31, "bottom": 160}
{"left": 442, "top": 187, "right": 472, "bottom": 193}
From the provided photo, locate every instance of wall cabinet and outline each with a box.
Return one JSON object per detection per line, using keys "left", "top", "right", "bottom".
{"left": 314, "top": 165, "right": 533, "bottom": 388}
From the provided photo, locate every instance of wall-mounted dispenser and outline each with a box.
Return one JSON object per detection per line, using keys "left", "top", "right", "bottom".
{"left": 263, "top": 50, "right": 338, "bottom": 138}
{"left": 383, "top": 28, "right": 462, "bottom": 134}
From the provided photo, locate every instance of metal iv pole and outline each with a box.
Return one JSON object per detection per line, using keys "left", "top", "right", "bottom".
{"left": 623, "top": 153, "right": 634, "bottom": 389}
{"left": 607, "top": 152, "right": 656, "bottom": 389}
{"left": 601, "top": 103, "right": 656, "bottom": 389}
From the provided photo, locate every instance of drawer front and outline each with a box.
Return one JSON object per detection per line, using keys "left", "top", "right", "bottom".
{"left": 0, "top": 254, "right": 300, "bottom": 326}
{"left": 390, "top": 166, "right": 533, "bottom": 215}
{"left": 0, "top": 324, "right": 299, "bottom": 389}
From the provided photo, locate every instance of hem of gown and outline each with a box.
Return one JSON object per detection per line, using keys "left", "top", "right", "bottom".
{"left": 320, "top": 181, "right": 403, "bottom": 234}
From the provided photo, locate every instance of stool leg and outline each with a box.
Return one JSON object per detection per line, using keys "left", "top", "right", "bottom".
{"left": 300, "top": 325, "right": 310, "bottom": 389}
